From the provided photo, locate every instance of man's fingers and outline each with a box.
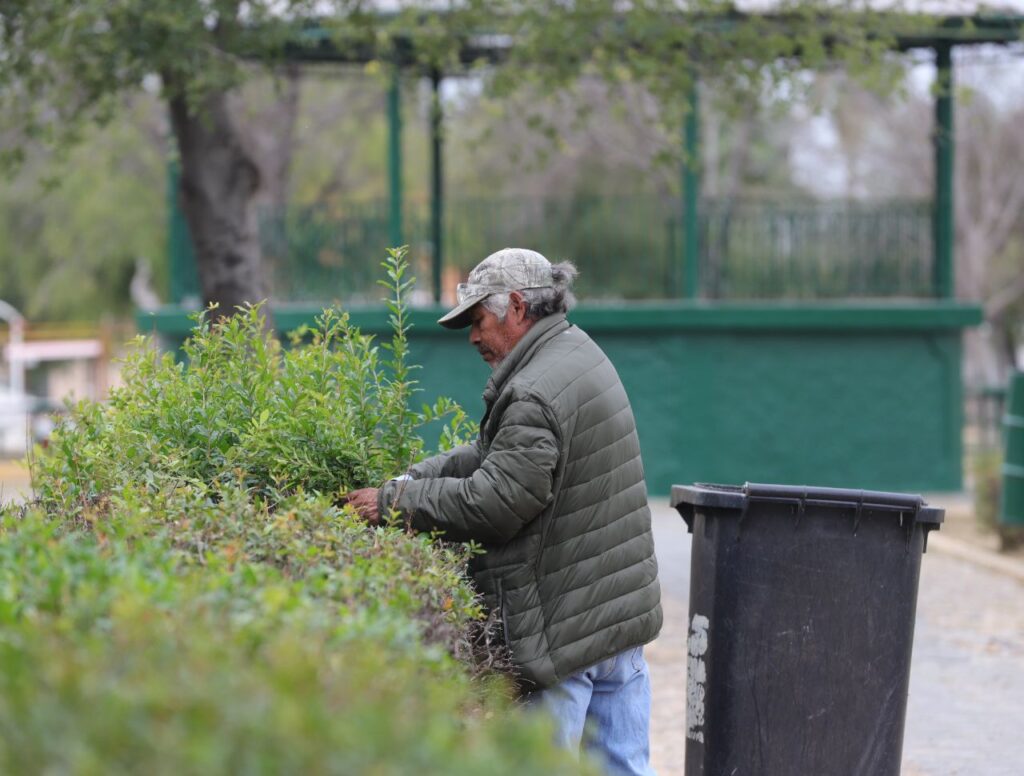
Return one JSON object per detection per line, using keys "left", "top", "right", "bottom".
{"left": 342, "top": 488, "right": 380, "bottom": 524}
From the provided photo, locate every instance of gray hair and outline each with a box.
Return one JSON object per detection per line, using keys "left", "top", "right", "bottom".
{"left": 482, "top": 261, "right": 578, "bottom": 321}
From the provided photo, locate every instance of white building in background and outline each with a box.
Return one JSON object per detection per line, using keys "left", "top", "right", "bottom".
{"left": 0, "top": 388, "right": 32, "bottom": 455}
{"left": 1, "top": 299, "right": 108, "bottom": 456}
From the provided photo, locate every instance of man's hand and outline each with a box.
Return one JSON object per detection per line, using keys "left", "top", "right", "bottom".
{"left": 345, "top": 487, "right": 381, "bottom": 525}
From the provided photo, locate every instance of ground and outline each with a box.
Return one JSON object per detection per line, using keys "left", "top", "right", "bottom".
{"left": 0, "top": 458, "right": 30, "bottom": 503}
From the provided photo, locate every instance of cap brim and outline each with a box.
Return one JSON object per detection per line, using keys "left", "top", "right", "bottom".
{"left": 437, "top": 294, "right": 487, "bottom": 329}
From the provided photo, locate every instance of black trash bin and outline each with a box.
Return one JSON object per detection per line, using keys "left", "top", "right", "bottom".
{"left": 670, "top": 483, "right": 943, "bottom": 776}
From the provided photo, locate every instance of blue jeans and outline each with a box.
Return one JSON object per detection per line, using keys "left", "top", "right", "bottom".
{"left": 525, "top": 646, "right": 656, "bottom": 776}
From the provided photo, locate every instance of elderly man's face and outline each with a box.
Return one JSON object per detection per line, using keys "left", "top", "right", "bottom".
{"left": 468, "top": 293, "right": 532, "bottom": 368}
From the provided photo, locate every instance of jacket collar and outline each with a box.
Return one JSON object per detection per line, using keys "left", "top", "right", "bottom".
{"left": 483, "top": 314, "right": 570, "bottom": 404}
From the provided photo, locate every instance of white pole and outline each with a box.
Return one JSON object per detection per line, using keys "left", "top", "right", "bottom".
{"left": 0, "top": 300, "right": 26, "bottom": 396}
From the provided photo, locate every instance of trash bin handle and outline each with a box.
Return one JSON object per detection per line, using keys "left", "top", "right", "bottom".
{"left": 674, "top": 500, "right": 696, "bottom": 530}
{"left": 743, "top": 483, "right": 924, "bottom": 515}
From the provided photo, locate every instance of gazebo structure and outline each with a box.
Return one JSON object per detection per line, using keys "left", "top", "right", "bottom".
{"left": 144, "top": 11, "right": 1024, "bottom": 494}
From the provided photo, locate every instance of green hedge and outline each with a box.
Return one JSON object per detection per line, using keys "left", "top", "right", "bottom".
{"left": 1, "top": 251, "right": 593, "bottom": 773}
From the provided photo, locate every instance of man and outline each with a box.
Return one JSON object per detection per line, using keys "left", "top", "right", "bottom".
{"left": 347, "top": 248, "right": 662, "bottom": 775}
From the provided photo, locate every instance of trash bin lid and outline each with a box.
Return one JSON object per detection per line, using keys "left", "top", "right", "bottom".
{"left": 670, "top": 482, "right": 944, "bottom": 526}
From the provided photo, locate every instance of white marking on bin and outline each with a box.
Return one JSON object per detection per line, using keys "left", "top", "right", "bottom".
{"left": 687, "top": 613, "right": 710, "bottom": 743}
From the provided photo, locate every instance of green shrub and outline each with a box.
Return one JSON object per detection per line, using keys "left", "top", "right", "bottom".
{"left": 0, "top": 509, "right": 583, "bottom": 775}
{"left": 33, "top": 250, "right": 474, "bottom": 514}
{"left": 971, "top": 450, "right": 1003, "bottom": 534}
{"left": 5, "top": 249, "right": 591, "bottom": 773}
{"left": 971, "top": 450, "right": 1024, "bottom": 549}
{"left": 2, "top": 490, "right": 483, "bottom": 661}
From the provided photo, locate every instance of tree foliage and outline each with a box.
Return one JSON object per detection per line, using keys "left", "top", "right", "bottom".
{"left": 0, "top": 0, "right": 915, "bottom": 315}
{"left": 0, "top": 0, "right": 909, "bottom": 165}
{"left": 0, "top": 94, "right": 165, "bottom": 320}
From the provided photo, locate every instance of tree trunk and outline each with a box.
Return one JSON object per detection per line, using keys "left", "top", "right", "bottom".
{"left": 168, "top": 88, "right": 272, "bottom": 326}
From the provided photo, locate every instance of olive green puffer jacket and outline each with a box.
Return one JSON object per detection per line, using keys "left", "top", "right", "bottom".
{"left": 378, "top": 313, "right": 662, "bottom": 689}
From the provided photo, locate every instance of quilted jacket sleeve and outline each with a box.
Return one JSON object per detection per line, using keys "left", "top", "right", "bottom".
{"left": 406, "top": 440, "right": 483, "bottom": 480}
{"left": 379, "top": 397, "right": 559, "bottom": 544}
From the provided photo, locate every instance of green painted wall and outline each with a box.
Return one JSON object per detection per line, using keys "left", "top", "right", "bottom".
{"left": 138, "top": 303, "right": 980, "bottom": 495}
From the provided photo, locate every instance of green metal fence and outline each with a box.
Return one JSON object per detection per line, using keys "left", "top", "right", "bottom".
{"left": 240, "top": 196, "right": 935, "bottom": 304}
{"left": 259, "top": 196, "right": 682, "bottom": 303}
{"left": 701, "top": 199, "right": 934, "bottom": 299}
{"left": 261, "top": 202, "right": 400, "bottom": 304}
{"left": 440, "top": 196, "right": 682, "bottom": 300}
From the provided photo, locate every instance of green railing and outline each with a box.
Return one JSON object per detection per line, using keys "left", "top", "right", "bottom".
{"left": 701, "top": 199, "right": 934, "bottom": 299}
{"left": 260, "top": 196, "right": 682, "bottom": 303}
{"left": 234, "top": 197, "right": 935, "bottom": 304}
{"left": 441, "top": 196, "right": 683, "bottom": 300}
{"left": 261, "top": 202, "right": 399, "bottom": 304}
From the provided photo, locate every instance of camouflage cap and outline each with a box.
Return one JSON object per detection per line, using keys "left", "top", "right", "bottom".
{"left": 438, "top": 248, "right": 554, "bottom": 329}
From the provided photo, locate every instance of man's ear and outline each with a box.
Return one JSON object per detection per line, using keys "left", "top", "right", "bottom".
{"left": 508, "top": 291, "right": 528, "bottom": 323}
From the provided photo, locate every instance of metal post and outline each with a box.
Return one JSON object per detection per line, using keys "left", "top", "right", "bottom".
{"left": 933, "top": 44, "right": 955, "bottom": 299}
{"left": 430, "top": 69, "right": 444, "bottom": 304}
{"left": 0, "top": 300, "right": 25, "bottom": 397}
{"left": 682, "top": 82, "right": 701, "bottom": 300}
{"left": 387, "top": 68, "right": 404, "bottom": 249}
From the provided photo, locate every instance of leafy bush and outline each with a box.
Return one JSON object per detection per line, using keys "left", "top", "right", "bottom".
{"left": 971, "top": 450, "right": 1024, "bottom": 549}
{"left": 971, "top": 450, "right": 1003, "bottom": 534}
{"left": 33, "top": 251, "right": 474, "bottom": 513}
{"left": 5, "top": 249, "right": 591, "bottom": 773}
{"left": 0, "top": 508, "right": 583, "bottom": 774}
{"left": 7, "top": 487, "right": 483, "bottom": 657}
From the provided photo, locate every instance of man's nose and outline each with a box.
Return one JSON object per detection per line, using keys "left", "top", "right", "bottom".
{"left": 469, "top": 326, "right": 480, "bottom": 344}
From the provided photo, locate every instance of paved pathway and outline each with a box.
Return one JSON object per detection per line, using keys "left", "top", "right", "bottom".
{"left": 646, "top": 501, "right": 1024, "bottom": 776}
{"left": 647, "top": 505, "right": 692, "bottom": 775}
{"left": 0, "top": 459, "right": 31, "bottom": 505}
